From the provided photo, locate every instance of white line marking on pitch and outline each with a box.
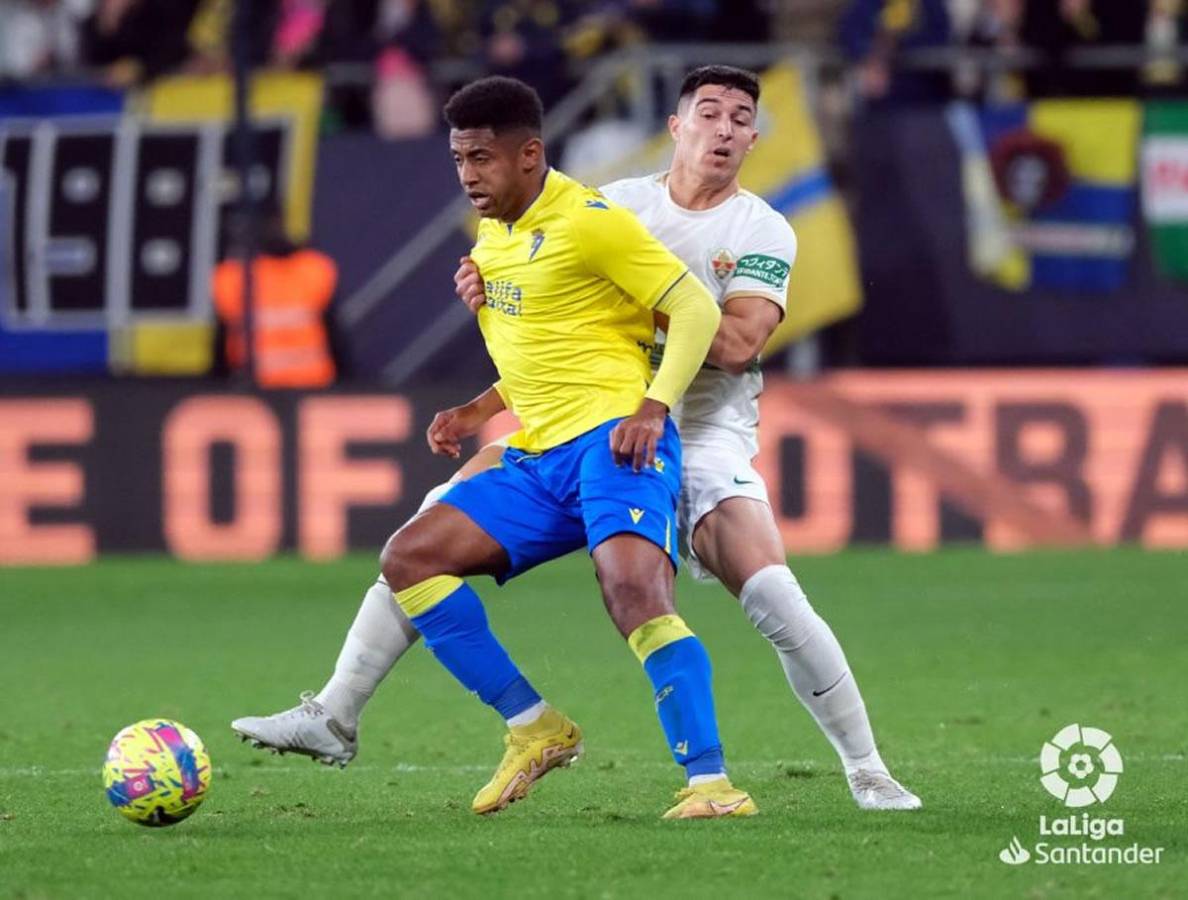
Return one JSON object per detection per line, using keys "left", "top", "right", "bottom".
{"left": 1, "top": 754, "right": 1183, "bottom": 779}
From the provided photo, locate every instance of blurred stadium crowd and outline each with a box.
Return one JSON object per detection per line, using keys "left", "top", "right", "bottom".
{"left": 2, "top": 1, "right": 1185, "bottom": 134}
{"left": 2, "top": 1, "right": 1187, "bottom": 384}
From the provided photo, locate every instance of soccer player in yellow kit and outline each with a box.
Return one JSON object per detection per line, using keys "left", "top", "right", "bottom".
{"left": 373, "top": 77, "right": 752, "bottom": 818}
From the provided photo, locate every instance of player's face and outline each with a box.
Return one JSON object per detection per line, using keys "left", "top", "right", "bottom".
{"left": 449, "top": 128, "right": 538, "bottom": 219}
{"left": 670, "top": 85, "right": 758, "bottom": 182}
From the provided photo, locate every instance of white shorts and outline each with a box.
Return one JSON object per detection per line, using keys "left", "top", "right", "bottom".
{"left": 678, "top": 436, "right": 770, "bottom": 582}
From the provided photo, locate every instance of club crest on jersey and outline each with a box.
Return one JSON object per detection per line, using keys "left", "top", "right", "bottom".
{"left": 528, "top": 229, "right": 546, "bottom": 261}
{"left": 710, "top": 248, "right": 736, "bottom": 282}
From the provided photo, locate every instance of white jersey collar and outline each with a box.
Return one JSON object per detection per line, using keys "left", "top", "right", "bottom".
{"left": 658, "top": 171, "right": 741, "bottom": 218}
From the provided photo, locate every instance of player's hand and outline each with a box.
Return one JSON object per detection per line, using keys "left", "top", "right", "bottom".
{"left": 454, "top": 256, "right": 486, "bottom": 313}
{"left": 427, "top": 403, "right": 485, "bottom": 459}
{"left": 609, "top": 398, "right": 668, "bottom": 472}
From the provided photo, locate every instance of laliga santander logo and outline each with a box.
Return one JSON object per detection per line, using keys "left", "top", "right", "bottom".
{"left": 1040, "top": 724, "right": 1123, "bottom": 808}
{"left": 996, "top": 724, "right": 1162, "bottom": 866}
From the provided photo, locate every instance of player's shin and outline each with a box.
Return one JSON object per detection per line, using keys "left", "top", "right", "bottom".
{"left": 314, "top": 576, "right": 420, "bottom": 729}
{"left": 395, "top": 576, "right": 543, "bottom": 721}
{"left": 739, "top": 565, "right": 885, "bottom": 774}
{"left": 628, "top": 615, "right": 726, "bottom": 782}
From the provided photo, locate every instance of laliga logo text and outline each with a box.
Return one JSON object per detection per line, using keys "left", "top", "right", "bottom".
{"left": 996, "top": 724, "right": 1165, "bottom": 867}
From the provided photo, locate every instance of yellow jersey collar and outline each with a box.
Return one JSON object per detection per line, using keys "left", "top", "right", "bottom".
{"left": 508, "top": 168, "right": 561, "bottom": 232}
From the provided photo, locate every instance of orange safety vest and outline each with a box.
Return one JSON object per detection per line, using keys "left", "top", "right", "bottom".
{"left": 212, "top": 249, "right": 337, "bottom": 388}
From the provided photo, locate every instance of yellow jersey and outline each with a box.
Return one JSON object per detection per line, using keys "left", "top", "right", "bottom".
{"left": 472, "top": 169, "right": 689, "bottom": 451}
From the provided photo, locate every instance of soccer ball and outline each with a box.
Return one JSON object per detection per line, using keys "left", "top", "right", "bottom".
{"left": 103, "top": 719, "right": 211, "bottom": 827}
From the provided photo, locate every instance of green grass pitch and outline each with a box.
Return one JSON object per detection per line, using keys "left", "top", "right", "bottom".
{"left": 1, "top": 548, "right": 1184, "bottom": 898}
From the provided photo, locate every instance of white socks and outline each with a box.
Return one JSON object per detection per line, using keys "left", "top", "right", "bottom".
{"left": 313, "top": 481, "right": 454, "bottom": 727}
{"left": 739, "top": 564, "right": 886, "bottom": 775}
{"left": 506, "top": 700, "right": 548, "bottom": 727}
{"left": 314, "top": 576, "right": 420, "bottom": 728}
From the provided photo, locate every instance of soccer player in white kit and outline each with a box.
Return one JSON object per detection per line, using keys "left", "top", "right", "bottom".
{"left": 233, "top": 65, "right": 920, "bottom": 811}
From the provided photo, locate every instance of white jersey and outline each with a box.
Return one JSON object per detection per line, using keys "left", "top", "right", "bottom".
{"left": 600, "top": 173, "right": 797, "bottom": 457}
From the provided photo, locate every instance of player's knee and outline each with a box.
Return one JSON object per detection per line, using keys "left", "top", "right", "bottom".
{"left": 598, "top": 571, "right": 674, "bottom": 635}
{"left": 739, "top": 564, "right": 818, "bottom": 651}
{"left": 379, "top": 530, "right": 439, "bottom": 592}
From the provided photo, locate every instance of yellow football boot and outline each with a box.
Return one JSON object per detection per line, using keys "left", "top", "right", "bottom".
{"left": 471, "top": 708, "right": 583, "bottom": 815}
{"left": 662, "top": 777, "right": 758, "bottom": 820}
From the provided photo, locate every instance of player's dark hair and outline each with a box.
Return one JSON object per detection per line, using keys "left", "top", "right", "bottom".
{"left": 678, "top": 65, "right": 760, "bottom": 106}
{"left": 443, "top": 76, "right": 544, "bottom": 135}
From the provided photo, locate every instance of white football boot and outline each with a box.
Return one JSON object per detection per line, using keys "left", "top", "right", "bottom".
{"left": 847, "top": 769, "right": 922, "bottom": 810}
{"left": 231, "top": 692, "right": 357, "bottom": 768}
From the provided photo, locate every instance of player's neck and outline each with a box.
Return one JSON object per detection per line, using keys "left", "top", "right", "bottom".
{"left": 501, "top": 168, "right": 549, "bottom": 224}
{"left": 666, "top": 165, "right": 738, "bottom": 211}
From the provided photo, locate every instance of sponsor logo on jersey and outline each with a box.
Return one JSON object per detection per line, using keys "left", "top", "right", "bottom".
{"left": 710, "top": 248, "right": 737, "bottom": 282}
{"left": 736, "top": 253, "right": 790, "bottom": 289}
{"left": 629, "top": 507, "right": 645, "bottom": 524}
{"left": 485, "top": 280, "right": 523, "bottom": 316}
{"left": 585, "top": 199, "right": 608, "bottom": 209}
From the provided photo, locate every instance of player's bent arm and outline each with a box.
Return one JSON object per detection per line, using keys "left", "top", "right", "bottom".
{"left": 707, "top": 295, "right": 784, "bottom": 375}
{"left": 569, "top": 196, "right": 716, "bottom": 404}
{"left": 646, "top": 273, "right": 721, "bottom": 408}
{"left": 426, "top": 383, "right": 507, "bottom": 457}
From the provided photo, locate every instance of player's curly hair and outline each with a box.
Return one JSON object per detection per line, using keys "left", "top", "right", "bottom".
{"left": 443, "top": 76, "right": 544, "bottom": 135}
{"left": 679, "top": 65, "right": 760, "bottom": 105}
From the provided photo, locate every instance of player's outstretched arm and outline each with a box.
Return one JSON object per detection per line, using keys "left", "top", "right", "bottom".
{"left": 426, "top": 383, "right": 506, "bottom": 459}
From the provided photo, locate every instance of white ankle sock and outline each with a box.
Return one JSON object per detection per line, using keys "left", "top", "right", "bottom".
{"left": 739, "top": 564, "right": 885, "bottom": 775}
{"left": 688, "top": 772, "right": 727, "bottom": 787}
{"left": 506, "top": 700, "right": 548, "bottom": 727}
{"left": 315, "top": 576, "right": 419, "bottom": 728}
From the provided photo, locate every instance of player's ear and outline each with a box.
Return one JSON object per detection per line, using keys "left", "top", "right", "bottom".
{"left": 520, "top": 136, "right": 544, "bottom": 173}
{"left": 667, "top": 114, "right": 681, "bottom": 143}
{"left": 746, "top": 128, "right": 758, "bottom": 153}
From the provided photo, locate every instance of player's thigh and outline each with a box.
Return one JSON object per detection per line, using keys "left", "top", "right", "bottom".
{"left": 380, "top": 501, "right": 509, "bottom": 590}
{"left": 580, "top": 420, "right": 681, "bottom": 638}
{"left": 591, "top": 534, "right": 676, "bottom": 639}
{"left": 578, "top": 417, "right": 681, "bottom": 559}
{"left": 691, "top": 496, "right": 787, "bottom": 597}
{"left": 439, "top": 451, "right": 586, "bottom": 582}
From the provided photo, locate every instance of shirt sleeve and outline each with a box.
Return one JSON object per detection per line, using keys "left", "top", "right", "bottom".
{"left": 571, "top": 198, "right": 689, "bottom": 310}
{"left": 723, "top": 214, "right": 798, "bottom": 318}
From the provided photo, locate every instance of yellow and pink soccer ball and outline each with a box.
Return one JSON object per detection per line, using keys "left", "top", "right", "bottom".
{"left": 103, "top": 719, "right": 211, "bottom": 827}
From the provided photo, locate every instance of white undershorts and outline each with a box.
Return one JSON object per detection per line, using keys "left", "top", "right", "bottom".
{"left": 678, "top": 433, "right": 770, "bottom": 582}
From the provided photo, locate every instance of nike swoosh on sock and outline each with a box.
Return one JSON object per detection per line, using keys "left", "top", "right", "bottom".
{"left": 811, "top": 671, "right": 849, "bottom": 697}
